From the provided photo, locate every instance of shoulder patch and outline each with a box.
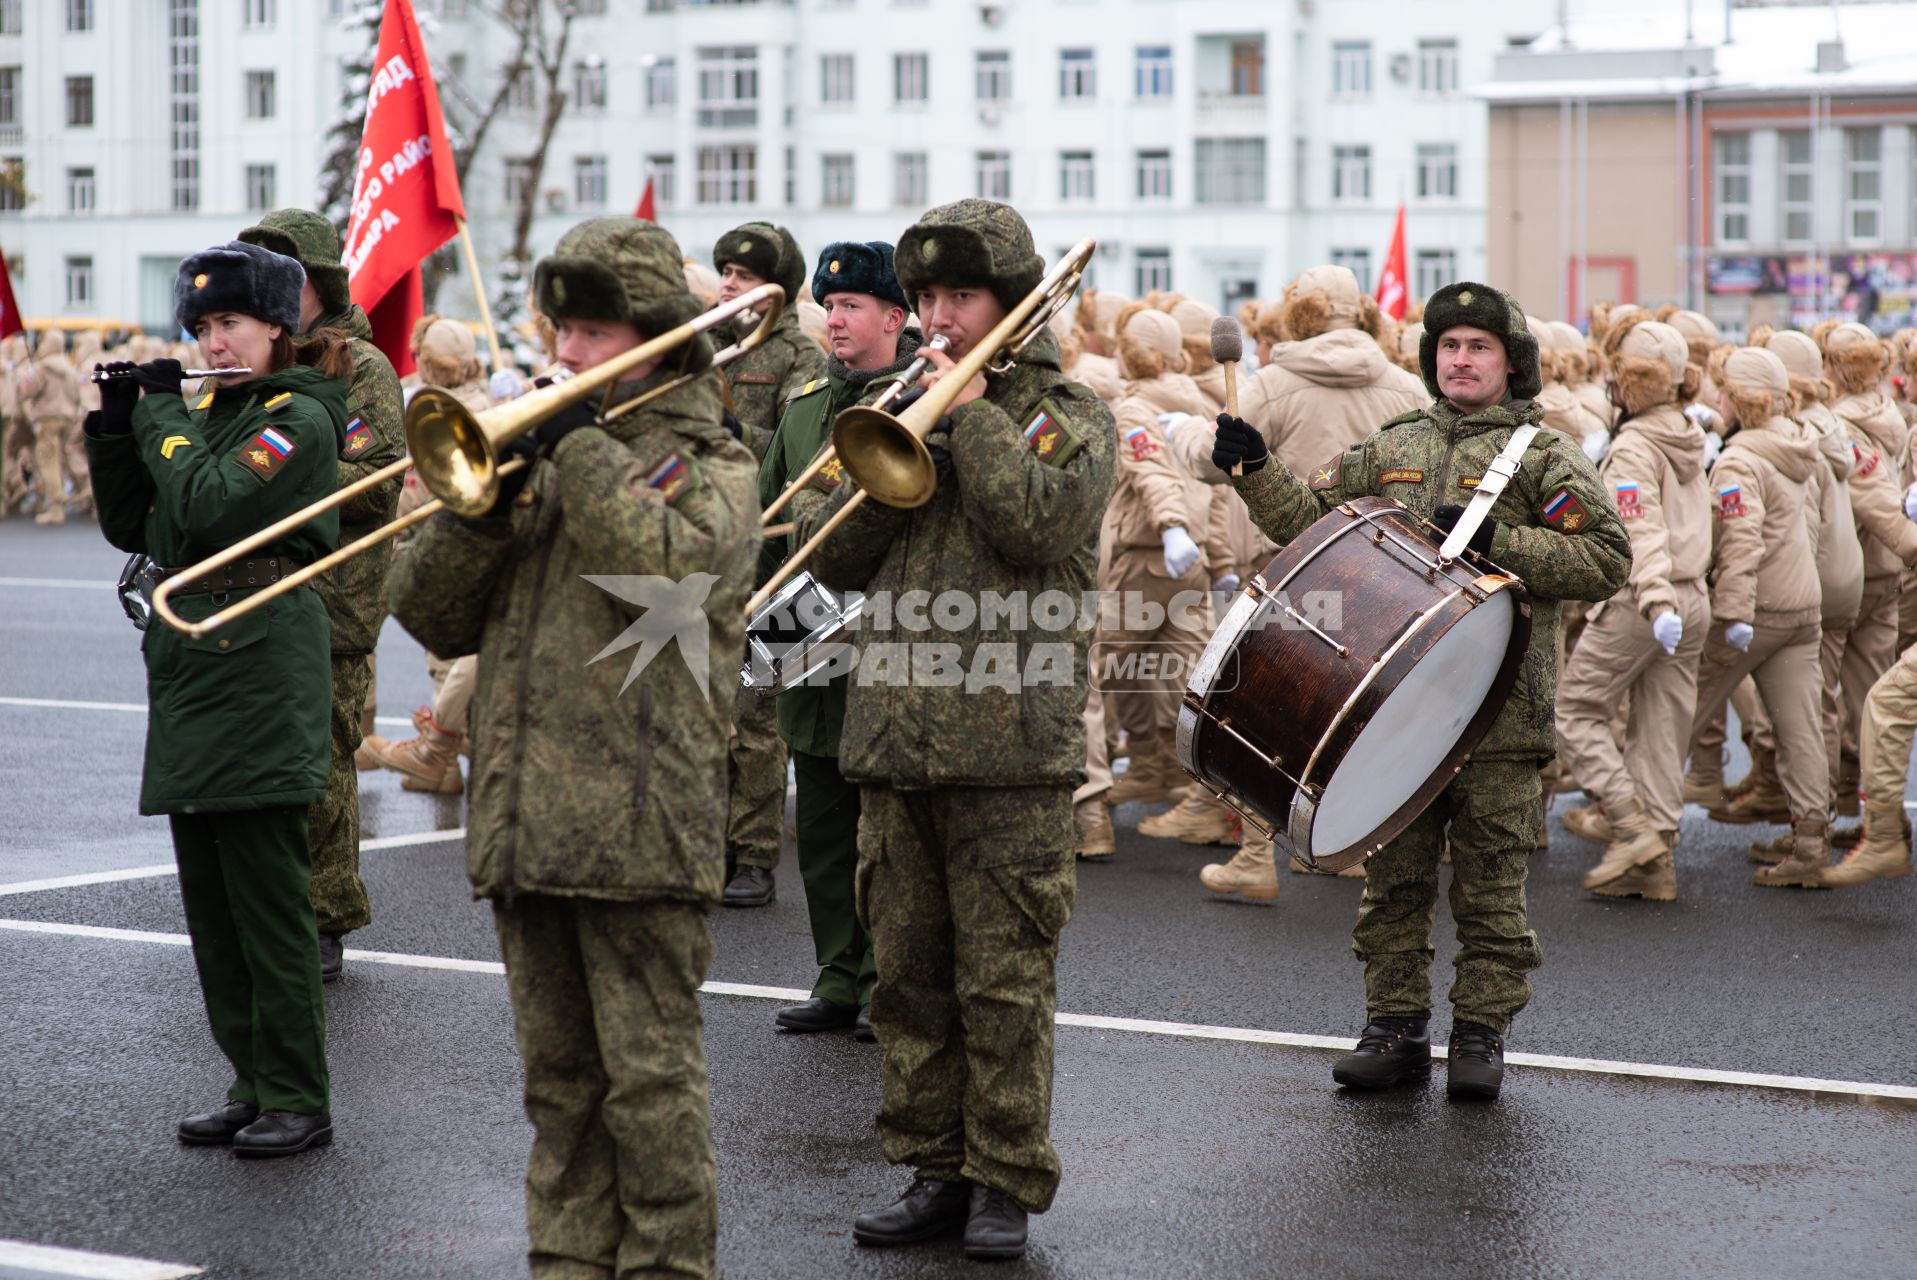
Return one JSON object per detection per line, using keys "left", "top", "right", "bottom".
{"left": 160, "top": 435, "right": 193, "bottom": 461}
{"left": 1120, "top": 422, "right": 1159, "bottom": 462}
{"left": 194, "top": 392, "right": 215, "bottom": 411}
{"left": 1379, "top": 468, "right": 1424, "bottom": 486}
{"left": 237, "top": 425, "right": 298, "bottom": 481}
{"left": 1613, "top": 480, "right": 1644, "bottom": 519}
{"left": 1308, "top": 453, "right": 1342, "bottom": 490}
{"left": 732, "top": 371, "right": 779, "bottom": 387}
{"left": 1381, "top": 408, "right": 1427, "bottom": 430}
{"left": 1540, "top": 486, "right": 1588, "bottom": 531}
{"left": 1852, "top": 440, "right": 1882, "bottom": 479}
{"left": 341, "top": 416, "right": 375, "bottom": 460}
{"left": 645, "top": 451, "right": 696, "bottom": 504}
{"left": 794, "top": 378, "right": 827, "bottom": 399}
{"left": 264, "top": 392, "right": 293, "bottom": 411}
{"left": 810, "top": 454, "right": 846, "bottom": 494}
{"left": 1716, "top": 482, "right": 1746, "bottom": 519}
{"left": 1024, "top": 399, "right": 1084, "bottom": 468}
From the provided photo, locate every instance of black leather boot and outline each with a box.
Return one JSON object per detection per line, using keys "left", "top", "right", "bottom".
{"left": 722, "top": 864, "right": 775, "bottom": 907}
{"left": 853, "top": 1005, "right": 876, "bottom": 1043}
{"left": 853, "top": 1177, "right": 971, "bottom": 1246}
{"left": 318, "top": 933, "right": 344, "bottom": 984}
{"left": 178, "top": 1099, "right": 260, "bottom": 1146}
{"left": 775, "top": 996, "right": 858, "bottom": 1032}
{"left": 1331, "top": 1015, "right": 1432, "bottom": 1089}
{"left": 1447, "top": 1020, "right": 1505, "bottom": 1101}
{"left": 232, "top": 1110, "right": 334, "bottom": 1158}
{"left": 963, "top": 1184, "right": 1029, "bottom": 1261}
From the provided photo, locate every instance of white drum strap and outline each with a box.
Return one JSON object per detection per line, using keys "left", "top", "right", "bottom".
{"left": 1438, "top": 423, "right": 1541, "bottom": 561}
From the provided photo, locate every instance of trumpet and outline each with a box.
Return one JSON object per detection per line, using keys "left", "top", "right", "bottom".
{"left": 151, "top": 284, "right": 787, "bottom": 639}
{"left": 744, "top": 239, "right": 1094, "bottom": 618}
{"left": 91, "top": 366, "right": 252, "bottom": 382}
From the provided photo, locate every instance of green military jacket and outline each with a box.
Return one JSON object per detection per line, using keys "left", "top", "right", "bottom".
{"left": 307, "top": 303, "right": 405, "bottom": 654}
{"left": 723, "top": 305, "right": 826, "bottom": 461}
{"left": 759, "top": 329, "right": 924, "bottom": 757}
{"left": 800, "top": 330, "right": 1116, "bottom": 789}
{"left": 386, "top": 368, "right": 761, "bottom": 908}
{"left": 86, "top": 366, "right": 346, "bottom": 813}
{"left": 1233, "top": 397, "right": 1632, "bottom": 761}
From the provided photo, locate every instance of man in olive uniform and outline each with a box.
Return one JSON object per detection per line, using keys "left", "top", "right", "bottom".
{"left": 1212, "top": 282, "right": 1631, "bottom": 1100}
{"left": 388, "top": 217, "right": 760, "bottom": 1279}
{"left": 714, "top": 222, "right": 827, "bottom": 907}
{"left": 238, "top": 210, "right": 406, "bottom": 981}
{"left": 760, "top": 241, "right": 921, "bottom": 1037}
{"left": 799, "top": 200, "right": 1115, "bottom": 1260}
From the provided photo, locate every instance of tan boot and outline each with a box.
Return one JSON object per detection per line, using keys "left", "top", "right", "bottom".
{"left": 1834, "top": 756, "right": 1861, "bottom": 818}
{"left": 1107, "top": 735, "right": 1181, "bottom": 807}
{"left": 1199, "top": 843, "right": 1278, "bottom": 901}
{"left": 1560, "top": 803, "right": 1613, "bottom": 844}
{"left": 364, "top": 708, "right": 463, "bottom": 794}
{"left": 1591, "top": 848, "right": 1676, "bottom": 901}
{"left": 1074, "top": 797, "right": 1116, "bottom": 861}
{"left": 354, "top": 736, "right": 388, "bottom": 771}
{"left": 1682, "top": 755, "right": 1725, "bottom": 807}
{"left": 1747, "top": 831, "right": 1790, "bottom": 865}
{"left": 1720, "top": 744, "right": 1772, "bottom": 805}
{"left": 1582, "top": 799, "right": 1666, "bottom": 889}
{"left": 1140, "top": 794, "right": 1238, "bottom": 845}
{"left": 1288, "top": 853, "right": 1365, "bottom": 878}
{"left": 1823, "top": 804, "right": 1913, "bottom": 887}
{"left": 1752, "top": 814, "right": 1831, "bottom": 889}
{"left": 1708, "top": 751, "right": 1791, "bottom": 824}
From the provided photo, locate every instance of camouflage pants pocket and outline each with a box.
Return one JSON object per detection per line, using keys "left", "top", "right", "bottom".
{"left": 983, "top": 854, "right": 1076, "bottom": 945}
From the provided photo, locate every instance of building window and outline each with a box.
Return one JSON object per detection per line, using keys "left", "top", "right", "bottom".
{"left": 1230, "top": 39, "right": 1264, "bottom": 96}
{"left": 241, "top": 0, "right": 273, "bottom": 26}
{"left": 975, "top": 150, "right": 1010, "bottom": 200}
{"left": 894, "top": 52, "right": 927, "bottom": 104}
{"left": 820, "top": 53, "right": 854, "bottom": 104}
{"left": 976, "top": 50, "right": 1011, "bottom": 103}
{"left": 1059, "top": 48, "right": 1095, "bottom": 101}
{"left": 1195, "top": 138, "right": 1265, "bottom": 205}
{"left": 504, "top": 157, "right": 535, "bottom": 206}
{"left": 0, "top": 2, "right": 19, "bottom": 35}
{"left": 894, "top": 150, "right": 927, "bottom": 207}
{"left": 0, "top": 159, "right": 22, "bottom": 212}
{"left": 1417, "top": 39, "right": 1458, "bottom": 95}
{"left": 1060, "top": 151, "right": 1094, "bottom": 204}
{"left": 574, "top": 154, "right": 607, "bottom": 207}
{"left": 1136, "top": 149, "right": 1172, "bottom": 202}
{"left": 1135, "top": 45, "right": 1172, "bottom": 99}
{"left": 67, "top": 167, "right": 95, "bottom": 213}
{"left": 821, "top": 152, "right": 854, "bottom": 207}
{"left": 0, "top": 68, "right": 18, "bottom": 126}
{"left": 1331, "top": 41, "right": 1369, "bottom": 97}
{"left": 66, "top": 0, "right": 92, "bottom": 32}
{"left": 1846, "top": 126, "right": 1882, "bottom": 243}
{"left": 1332, "top": 144, "right": 1371, "bottom": 203}
{"left": 169, "top": 0, "right": 199, "bottom": 213}
{"left": 784, "top": 144, "right": 795, "bottom": 207}
{"left": 66, "top": 76, "right": 94, "bottom": 127}
{"left": 1331, "top": 247, "right": 1371, "bottom": 292}
{"left": 507, "top": 66, "right": 534, "bottom": 112}
{"left": 573, "top": 0, "right": 605, "bottom": 12}
{"left": 1135, "top": 248, "right": 1171, "bottom": 295}
{"left": 1414, "top": 249, "right": 1456, "bottom": 300}
{"left": 697, "top": 47, "right": 758, "bottom": 127}
{"left": 1779, "top": 129, "right": 1813, "bottom": 243}
{"left": 245, "top": 161, "right": 275, "bottom": 211}
{"left": 696, "top": 144, "right": 756, "bottom": 205}
{"left": 65, "top": 256, "right": 92, "bottom": 308}
{"left": 573, "top": 59, "right": 606, "bottom": 111}
{"left": 245, "top": 69, "right": 275, "bottom": 120}
{"left": 646, "top": 153, "right": 675, "bottom": 206}
{"left": 1715, "top": 131, "right": 1750, "bottom": 245}
{"left": 1415, "top": 143, "right": 1456, "bottom": 200}
{"left": 645, "top": 57, "right": 676, "bottom": 109}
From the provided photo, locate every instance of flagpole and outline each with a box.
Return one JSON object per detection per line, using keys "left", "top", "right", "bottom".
{"left": 455, "top": 216, "right": 508, "bottom": 374}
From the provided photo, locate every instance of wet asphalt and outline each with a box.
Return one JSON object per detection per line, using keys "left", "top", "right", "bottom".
{"left": 3, "top": 522, "right": 1916, "bottom": 1279}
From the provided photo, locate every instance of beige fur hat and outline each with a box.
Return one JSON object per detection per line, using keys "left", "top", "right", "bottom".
{"left": 419, "top": 317, "right": 477, "bottom": 365}
{"left": 1763, "top": 329, "right": 1822, "bottom": 383}
{"left": 1618, "top": 320, "right": 1688, "bottom": 384}
{"left": 1722, "top": 346, "right": 1789, "bottom": 396}
{"left": 1663, "top": 308, "right": 1720, "bottom": 344}
{"left": 1116, "top": 304, "right": 1185, "bottom": 380}
{"left": 1826, "top": 321, "right": 1889, "bottom": 393}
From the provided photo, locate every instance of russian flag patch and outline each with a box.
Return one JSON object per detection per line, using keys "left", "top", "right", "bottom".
{"left": 1716, "top": 482, "right": 1745, "bottom": 518}
{"left": 1541, "top": 487, "right": 1587, "bottom": 531}
{"left": 237, "top": 425, "right": 298, "bottom": 481}
{"left": 1614, "top": 480, "right": 1643, "bottom": 518}
{"left": 341, "top": 416, "right": 375, "bottom": 460}
{"left": 645, "top": 452, "right": 693, "bottom": 505}
{"left": 1120, "top": 422, "right": 1158, "bottom": 461}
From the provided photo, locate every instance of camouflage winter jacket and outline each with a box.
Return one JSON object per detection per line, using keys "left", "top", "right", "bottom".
{"left": 800, "top": 331, "right": 1116, "bottom": 789}
{"left": 1232, "top": 397, "right": 1631, "bottom": 761}
{"left": 386, "top": 369, "right": 760, "bottom": 906}
{"left": 722, "top": 305, "right": 826, "bottom": 462}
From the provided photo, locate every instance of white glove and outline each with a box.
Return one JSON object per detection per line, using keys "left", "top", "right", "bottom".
{"left": 1581, "top": 429, "right": 1611, "bottom": 466}
{"left": 490, "top": 368, "right": 526, "bottom": 401}
{"left": 1725, "top": 621, "right": 1754, "bottom": 653}
{"left": 1651, "top": 610, "right": 1682, "bottom": 656}
{"left": 1903, "top": 482, "right": 1917, "bottom": 522}
{"left": 1162, "top": 526, "right": 1200, "bottom": 579}
{"left": 1702, "top": 431, "right": 1724, "bottom": 471}
{"left": 1161, "top": 412, "right": 1197, "bottom": 439}
{"left": 1213, "top": 572, "right": 1241, "bottom": 594}
{"left": 1685, "top": 402, "right": 1721, "bottom": 432}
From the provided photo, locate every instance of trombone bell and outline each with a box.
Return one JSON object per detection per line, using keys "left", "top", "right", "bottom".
{"left": 832, "top": 405, "right": 937, "bottom": 509}
{"left": 405, "top": 388, "right": 497, "bottom": 519}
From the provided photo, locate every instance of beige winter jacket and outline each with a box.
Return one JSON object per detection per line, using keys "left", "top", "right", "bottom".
{"left": 1573, "top": 379, "right": 1616, "bottom": 430}
{"left": 1798, "top": 400, "right": 1865, "bottom": 628}
{"left": 1539, "top": 381, "right": 1609, "bottom": 444}
{"left": 1832, "top": 389, "right": 1917, "bottom": 583}
{"left": 1106, "top": 371, "right": 1217, "bottom": 563}
{"left": 1072, "top": 351, "right": 1122, "bottom": 404}
{"left": 1600, "top": 404, "right": 1710, "bottom": 621}
{"left": 1709, "top": 414, "right": 1823, "bottom": 627}
{"left": 19, "top": 334, "right": 81, "bottom": 424}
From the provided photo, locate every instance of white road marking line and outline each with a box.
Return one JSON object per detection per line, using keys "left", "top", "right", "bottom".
{"left": 0, "top": 1239, "right": 201, "bottom": 1280}
{"left": 0, "top": 831, "right": 464, "bottom": 898}
{"left": 0, "top": 694, "right": 418, "bottom": 731}
{"left": 4, "top": 917, "right": 1915, "bottom": 1103}
{"left": 0, "top": 577, "right": 118, "bottom": 590}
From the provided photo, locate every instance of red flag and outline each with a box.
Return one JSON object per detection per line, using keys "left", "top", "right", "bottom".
{"left": 366, "top": 267, "right": 422, "bottom": 379}
{"left": 343, "top": 0, "right": 464, "bottom": 368}
{"left": 634, "top": 177, "right": 656, "bottom": 222}
{"left": 0, "top": 248, "right": 22, "bottom": 341}
{"left": 1376, "top": 205, "right": 1409, "bottom": 321}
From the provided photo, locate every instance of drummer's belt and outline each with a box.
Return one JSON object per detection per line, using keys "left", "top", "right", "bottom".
{"left": 157, "top": 556, "right": 304, "bottom": 598}
{"left": 1438, "top": 425, "right": 1540, "bottom": 561}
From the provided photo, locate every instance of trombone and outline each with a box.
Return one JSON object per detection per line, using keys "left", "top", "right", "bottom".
{"left": 743, "top": 239, "right": 1093, "bottom": 619}
{"left": 151, "top": 283, "right": 786, "bottom": 639}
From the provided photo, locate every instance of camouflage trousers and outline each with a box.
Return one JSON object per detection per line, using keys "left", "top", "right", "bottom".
{"left": 494, "top": 895, "right": 717, "bottom": 1280}
{"left": 1353, "top": 758, "right": 1544, "bottom": 1034}
{"left": 856, "top": 783, "right": 1076, "bottom": 1213}
{"left": 308, "top": 654, "right": 371, "bottom": 937}
{"left": 727, "top": 684, "right": 787, "bottom": 871}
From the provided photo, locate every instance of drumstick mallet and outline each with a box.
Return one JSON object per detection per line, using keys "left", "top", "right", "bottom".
{"left": 1210, "top": 316, "right": 1245, "bottom": 477}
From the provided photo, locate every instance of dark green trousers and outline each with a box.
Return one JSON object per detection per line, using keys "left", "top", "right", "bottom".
{"left": 309, "top": 653, "right": 372, "bottom": 936}
{"left": 792, "top": 749, "right": 873, "bottom": 1008}
{"left": 171, "top": 806, "right": 330, "bottom": 1114}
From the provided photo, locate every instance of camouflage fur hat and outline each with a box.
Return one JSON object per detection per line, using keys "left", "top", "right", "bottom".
{"left": 812, "top": 241, "right": 908, "bottom": 311}
{"left": 237, "top": 209, "right": 349, "bottom": 320}
{"left": 713, "top": 222, "right": 806, "bottom": 304}
{"left": 536, "top": 218, "right": 711, "bottom": 369}
{"left": 175, "top": 240, "right": 306, "bottom": 336}
{"left": 895, "top": 199, "right": 1046, "bottom": 314}
{"left": 1418, "top": 280, "right": 1542, "bottom": 401}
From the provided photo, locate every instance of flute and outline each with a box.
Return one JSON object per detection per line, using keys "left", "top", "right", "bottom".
{"left": 90, "top": 366, "right": 253, "bottom": 383}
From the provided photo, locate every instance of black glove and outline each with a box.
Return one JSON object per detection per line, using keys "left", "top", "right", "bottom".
{"left": 480, "top": 435, "right": 541, "bottom": 519}
{"left": 1432, "top": 504, "right": 1498, "bottom": 558}
{"left": 1211, "top": 413, "right": 1268, "bottom": 474}
{"left": 925, "top": 414, "right": 956, "bottom": 474}
{"left": 530, "top": 399, "right": 599, "bottom": 453}
{"left": 131, "top": 359, "right": 185, "bottom": 398}
{"left": 97, "top": 361, "right": 140, "bottom": 434}
{"left": 721, "top": 409, "right": 745, "bottom": 442}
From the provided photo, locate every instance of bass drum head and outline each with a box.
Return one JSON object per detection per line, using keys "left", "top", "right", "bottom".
{"left": 1309, "top": 588, "right": 1517, "bottom": 857}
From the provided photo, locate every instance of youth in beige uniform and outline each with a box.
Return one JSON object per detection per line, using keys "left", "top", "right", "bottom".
{"left": 1556, "top": 320, "right": 1617, "bottom": 433}
{"left": 19, "top": 330, "right": 81, "bottom": 523}
{"left": 1828, "top": 639, "right": 1917, "bottom": 885}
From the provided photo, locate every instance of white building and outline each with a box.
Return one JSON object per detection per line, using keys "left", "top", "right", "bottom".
{"left": 0, "top": 0, "right": 1557, "bottom": 333}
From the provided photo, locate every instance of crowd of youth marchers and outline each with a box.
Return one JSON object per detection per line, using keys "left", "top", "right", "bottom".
{"left": 19, "top": 192, "right": 1917, "bottom": 1276}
